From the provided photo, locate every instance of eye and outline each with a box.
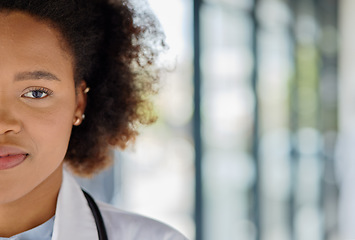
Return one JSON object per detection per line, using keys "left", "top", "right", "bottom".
{"left": 22, "top": 87, "right": 53, "bottom": 99}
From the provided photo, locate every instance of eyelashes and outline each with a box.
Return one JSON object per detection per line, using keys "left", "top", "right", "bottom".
{"left": 21, "top": 87, "right": 53, "bottom": 99}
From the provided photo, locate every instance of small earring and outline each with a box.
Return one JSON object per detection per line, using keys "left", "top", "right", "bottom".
{"left": 73, "top": 117, "right": 81, "bottom": 126}
{"left": 84, "top": 87, "right": 90, "bottom": 94}
{"left": 73, "top": 114, "right": 86, "bottom": 126}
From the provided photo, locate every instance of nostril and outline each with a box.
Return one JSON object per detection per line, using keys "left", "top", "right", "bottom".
{"left": 0, "top": 118, "right": 22, "bottom": 135}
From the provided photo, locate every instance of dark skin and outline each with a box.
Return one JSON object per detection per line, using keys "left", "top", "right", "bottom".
{"left": 0, "top": 12, "right": 87, "bottom": 237}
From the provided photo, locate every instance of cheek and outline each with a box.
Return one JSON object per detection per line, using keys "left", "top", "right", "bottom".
{"left": 23, "top": 98, "right": 76, "bottom": 159}
{"left": 22, "top": 100, "right": 75, "bottom": 187}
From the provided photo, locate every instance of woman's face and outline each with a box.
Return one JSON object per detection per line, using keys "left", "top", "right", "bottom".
{"left": 0, "top": 12, "right": 86, "bottom": 203}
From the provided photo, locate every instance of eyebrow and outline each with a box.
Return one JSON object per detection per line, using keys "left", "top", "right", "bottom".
{"left": 14, "top": 71, "right": 61, "bottom": 82}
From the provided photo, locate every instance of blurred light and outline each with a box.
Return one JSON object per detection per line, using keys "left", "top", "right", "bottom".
{"left": 257, "top": 0, "right": 292, "bottom": 30}
{"left": 298, "top": 128, "right": 320, "bottom": 156}
{"left": 296, "top": 15, "right": 319, "bottom": 44}
{"left": 295, "top": 205, "right": 322, "bottom": 240}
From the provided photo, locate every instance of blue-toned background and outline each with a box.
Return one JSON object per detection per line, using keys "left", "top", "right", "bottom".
{"left": 76, "top": 0, "right": 355, "bottom": 239}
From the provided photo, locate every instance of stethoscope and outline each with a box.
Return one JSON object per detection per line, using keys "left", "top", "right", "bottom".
{"left": 83, "top": 190, "right": 108, "bottom": 240}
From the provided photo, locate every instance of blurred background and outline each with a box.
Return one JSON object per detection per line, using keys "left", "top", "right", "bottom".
{"left": 76, "top": 0, "right": 355, "bottom": 239}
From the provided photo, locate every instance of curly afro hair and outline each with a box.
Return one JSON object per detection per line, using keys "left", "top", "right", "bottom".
{"left": 0, "top": 0, "right": 165, "bottom": 176}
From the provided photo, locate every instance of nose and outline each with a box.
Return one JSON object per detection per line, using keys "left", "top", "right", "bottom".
{"left": 0, "top": 109, "right": 22, "bottom": 135}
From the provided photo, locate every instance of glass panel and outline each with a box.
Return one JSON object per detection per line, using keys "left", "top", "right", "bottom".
{"left": 257, "top": 1, "right": 293, "bottom": 240}
{"left": 201, "top": 4, "right": 255, "bottom": 240}
{"left": 205, "top": 0, "right": 253, "bottom": 11}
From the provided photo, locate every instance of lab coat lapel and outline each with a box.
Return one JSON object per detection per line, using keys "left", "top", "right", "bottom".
{"left": 52, "top": 170, "right": 98, "bottom": 240}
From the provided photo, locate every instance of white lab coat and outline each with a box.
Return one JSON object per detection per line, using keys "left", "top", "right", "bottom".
{"left": 51, "top": 170, "right": 188, "bottom": 240}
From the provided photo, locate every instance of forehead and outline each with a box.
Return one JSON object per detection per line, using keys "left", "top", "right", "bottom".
{"left": 0, "top": 11, "right": 73, "bottom": 71}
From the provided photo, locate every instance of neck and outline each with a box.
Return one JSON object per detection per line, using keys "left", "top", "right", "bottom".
{"left": 0, "top": 165, "right": 62, "bottom": 238}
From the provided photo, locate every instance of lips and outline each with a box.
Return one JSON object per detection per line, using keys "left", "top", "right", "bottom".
{"left": 0, "top": 146, "right": 28, "bottom": 170}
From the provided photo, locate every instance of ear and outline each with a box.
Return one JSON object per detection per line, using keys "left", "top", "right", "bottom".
{"left": 73, "top": 81, "right": 88, "bottom": 126}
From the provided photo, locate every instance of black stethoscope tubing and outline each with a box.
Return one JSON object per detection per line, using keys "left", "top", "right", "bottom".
{"left": 83, "top": 190, "right": 108, "bottom": 240}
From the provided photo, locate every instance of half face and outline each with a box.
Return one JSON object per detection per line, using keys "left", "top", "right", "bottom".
{"left": 0, "top": 11, "right": 85, "bottom": 203}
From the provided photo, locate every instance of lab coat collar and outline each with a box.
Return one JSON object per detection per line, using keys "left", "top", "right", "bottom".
{"left": 52, "top": 170, "right": 98, "bottom": 240}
